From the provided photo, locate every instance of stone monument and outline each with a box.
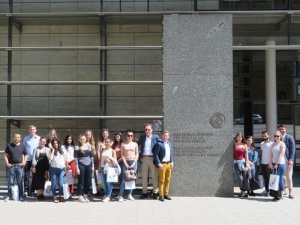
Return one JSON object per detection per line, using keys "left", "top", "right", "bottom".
{"left": 163, "top": 14, "right": 233, "bottom": 197}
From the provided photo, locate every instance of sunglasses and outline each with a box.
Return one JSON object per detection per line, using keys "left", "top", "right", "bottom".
{"left": 274, "top": 135, "right": 280, "bottom": 137}
{"left": 127, "top": 135, "right": 133, "bottom": 137}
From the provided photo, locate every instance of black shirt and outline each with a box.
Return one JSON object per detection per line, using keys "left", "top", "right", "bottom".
{"left": 5, "top": 143, "right": 27, "bottom": 164}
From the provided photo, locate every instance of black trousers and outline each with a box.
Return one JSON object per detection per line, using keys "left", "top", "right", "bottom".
{"left": 260, "top": 164, "right": 271, "bottom": 192}
{"left": 24, "top": 161, "right": 32, "bottom": 194}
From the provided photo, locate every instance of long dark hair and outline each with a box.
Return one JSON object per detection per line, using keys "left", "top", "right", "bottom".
{"left": 100, "top": 129, "right": 110, "bottom": 143}
{"left": 63, "top": 135, "right": 75, "bottom": 147}
{"left": 51, "top": 138, "right": 64, "bottom": 156}
{"left": 245, "top": 135, "right": 255, "bottom": 150}
{"left": 112, "top": 132, "right": 123, "bottom": 149}
{"left": 235, "top": 132, "right": 246, "bottom": 144}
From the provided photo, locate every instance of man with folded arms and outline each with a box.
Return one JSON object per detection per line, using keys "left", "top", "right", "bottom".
{"left": 4, "top": 133, "right": 27, "bottom": 202}
{"left": 153, "top": 130, "right": 173, "bottom": 202}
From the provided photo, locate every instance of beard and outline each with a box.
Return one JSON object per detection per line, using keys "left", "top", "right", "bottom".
{"left": 263, "top": 137, "right": 269, "bottom": 141}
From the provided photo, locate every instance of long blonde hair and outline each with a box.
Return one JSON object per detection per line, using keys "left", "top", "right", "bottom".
{"left": 85, "top": 130, "right": 96, "bottom": 156}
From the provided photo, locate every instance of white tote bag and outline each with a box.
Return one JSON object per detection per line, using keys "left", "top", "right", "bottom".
{"left": 125, "top": 181, "right": 136, "bottom": 190}
{"left": 106, "top": 167, "right": 118, "bottom": 183}
{"left": 269, "top": 173, "right": 279, "bottom": 191}
{"left": 11, "top": 185, "right": 19, "bottom": 201}
{"left": 91, "top": 177, "right": 97, "bottom": 194}
{"left": 63, "top": 183, "right": 70, "bottom": 200}
{"left": 44, "top": 181, "right": 53, "bottom": 197}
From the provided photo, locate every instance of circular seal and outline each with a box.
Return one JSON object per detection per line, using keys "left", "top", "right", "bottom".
{"left": 210, "top": 112, "right": 226, "bottom": 129}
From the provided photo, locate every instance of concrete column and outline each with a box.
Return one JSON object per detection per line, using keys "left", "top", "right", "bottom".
{"left": 265, "top": 40, "right": 277, "bottom": 135}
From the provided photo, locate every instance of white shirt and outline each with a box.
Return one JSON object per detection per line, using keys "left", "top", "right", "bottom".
{"left": 260, "top": 141, "right": 273, "bottom": 164}
{"left": 162, "top": 142, "right": 171, "bottom": 162}
{"left": 143, "top": 136, "right": 152, "bottom": 156}
{"left": 61, "top": 145, "right": 74, "bottom": 163}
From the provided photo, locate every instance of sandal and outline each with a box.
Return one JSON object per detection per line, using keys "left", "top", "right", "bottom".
{"left": 54, "top": 197, "right": 59, "bottom": 203}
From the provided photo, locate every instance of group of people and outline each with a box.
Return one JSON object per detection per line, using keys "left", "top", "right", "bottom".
{"left": 4, "top": 124, "right": 174, "bottom": 203}
{"left": 234, "top": 124, "right": 295, "bottom": 201}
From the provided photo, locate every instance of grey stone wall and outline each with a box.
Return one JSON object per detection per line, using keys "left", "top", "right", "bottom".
{"left": 163, "top": 14, "right": 233, "bottom": 197}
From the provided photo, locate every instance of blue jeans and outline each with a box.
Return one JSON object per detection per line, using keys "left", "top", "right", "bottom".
{"left": 274, "top": 163, "right": 286, "bottom": 191}
{"left": 77, "top": 163, "right": 92, "bottom": 195}
{"left": 7, "top": 165, "right": 24, "bottom": 199}
{"left": 50, "top": 167, "right": 64, "bottom": 196}
{"left": 119, "top": 160, "right": 138, "bottom": 197}
{"left": 100, "top": 167, "right": 114, "bottom": 197}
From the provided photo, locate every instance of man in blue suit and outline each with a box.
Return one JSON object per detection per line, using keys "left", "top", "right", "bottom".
{"left": 278, "top": 124, "right": 295, "bottom": 199}
{"left": 137, "top": 123, "right": 162, "bottom": 199}
{"left": 153, "top": 130, "right": 173, "bottom": 202}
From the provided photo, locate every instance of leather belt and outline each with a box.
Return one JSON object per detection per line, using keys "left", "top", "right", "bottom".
{"left": 143, "top": 155, "right": 153, "bottom": 157}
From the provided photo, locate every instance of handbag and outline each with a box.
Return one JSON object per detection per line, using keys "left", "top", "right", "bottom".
{"left": 44, "top": 171, "right": 50, "bottom": 181}
{"left": 250, "top": 177, "right": 262, "bottom": 190}
{"left": 106, "top": 167, "right": 118, "bottom": 183}
{"left": 124, "top": 169, "right": 138, "bottom": 182}
{"left": 268, "top": 169, "right": 279, "bottom": 191}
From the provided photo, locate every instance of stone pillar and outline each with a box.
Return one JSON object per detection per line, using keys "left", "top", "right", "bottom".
{"left": 163, "top": 15, "right": 233, "bottom": 197}
{"left": 265, "top": 41, "right": 277, "bottom": 135}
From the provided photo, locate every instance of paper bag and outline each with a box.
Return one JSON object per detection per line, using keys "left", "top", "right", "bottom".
{"left": 44, "top": 181, "right": 53, "bottom": 197}
{"left": 125, "top": 181, "right": 136, "bottom": 190}
{"left": 106, "top": 167, "right": 118, "bottom": 183}
{"left": 269, "top": 174, "right": 279, "bottom": 191}
{"left": 91, "top": 177, "right": 97, "bottom": 194}
{"left": 63, "top": 183, "right": 70, "bottom": 200}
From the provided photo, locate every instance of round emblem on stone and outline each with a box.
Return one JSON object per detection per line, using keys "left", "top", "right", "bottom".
{"left": 210, "top": 112, "right": 226, "bottom": 129}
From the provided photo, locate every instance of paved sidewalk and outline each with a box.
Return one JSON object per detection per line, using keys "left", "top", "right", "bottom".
{"left": 1, "top": 171, "right": 300, "bottom": 225}
{"left": 0, "top": 189, "right": 299, "bottom": 225}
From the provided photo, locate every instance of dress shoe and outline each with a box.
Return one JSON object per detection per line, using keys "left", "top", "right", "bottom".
{"left": 164, "top": 195, "right": 172, "bottom": 200}
{"left": 152, "top": 193, "right": 158, "bottom": 199}
{"left": 140, "top": 193, "right": 148, "bottom": 199}
{"left": 159, "top": 196, "right": 164, "bottom": 202}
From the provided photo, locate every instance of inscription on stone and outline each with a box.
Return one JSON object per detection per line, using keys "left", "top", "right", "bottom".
{"left": 173, "top": 132, "right": 221, "bottom": 157}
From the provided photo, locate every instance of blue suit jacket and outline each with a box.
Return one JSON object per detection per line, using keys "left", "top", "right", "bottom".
{"left": 284, "top": 133, "right": 296, "bottom": 162}
{"left": 137, "top": 134, "right": 162, "bottom": 157}
{"left": 153, "top": 141, "right": 173, "bottom": 168}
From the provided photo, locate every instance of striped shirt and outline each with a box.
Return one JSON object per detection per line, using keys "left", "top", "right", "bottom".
{"left": 74, "top": 143, "right": 94, "bottom": 166}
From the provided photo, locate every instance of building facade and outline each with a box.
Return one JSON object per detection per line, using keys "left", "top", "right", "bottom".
{"left": 0, "top": 0, "right": 300, "bottom": 186}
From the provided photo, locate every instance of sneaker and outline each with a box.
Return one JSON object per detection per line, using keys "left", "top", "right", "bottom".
{"left": 288, "top": 195, "right": 294, "bottom": 199}
{"left": 102, "top": 195, "right": 107, "bottom": 200}
{"left": 84, "top": 197, "right": 90, "bottom": 203}
{"left": 23, "top": 192, "right": 28, "bottom": 198}
{"left": 4, "top": 197, "right": 9, "bottom": 202}
{"left": 128, "top": 195, "right": 135, "bottom": 201}
{"left": 118, "top": 196, "right": 123, "bottom": 203}
{"left": 102, "top": 196, "right": 110, "bottom": 203}
{"left": 78, "top": 195, "right": 87, "bottom": 203}
{"left": 260, "top": 190, "right": 269, "bottom": 196}
{"left": 273, "top": 197, "right": 280, "bottom": 202}
{"left": 19, "top": 197, "right": 24, "bottom": 202}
